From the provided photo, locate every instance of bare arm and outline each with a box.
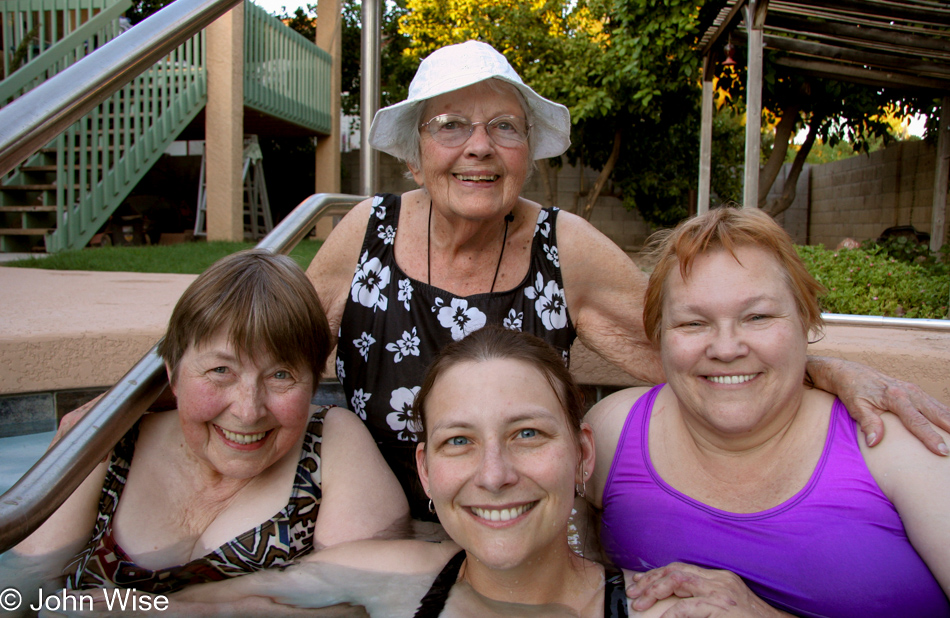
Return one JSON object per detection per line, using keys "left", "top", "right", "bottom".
{"left": 557, "top": 211, "right": 663, "bottom": 385}
{"left": 313, "top": 407, "right": 409, "bottom": 547}
{"left": 808, "top": 355, "right": 950, "bottom": 456}
{"left": 3, "top": 456, "right": 108, "bottom": 615}
{"left": 306, "top": 199, "right": 375, "bottom": 349}
{"left": 173, "top": 540, "right": 457, "bottom": 617}
{"left": 861, "top": 413, "right": 950, "bottom": 594}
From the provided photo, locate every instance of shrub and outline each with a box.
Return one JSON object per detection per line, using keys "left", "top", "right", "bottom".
{"left": 796, "top": 244, "right": 949, "bottom": 319}
{"left": 861, "top": 236, "right": 950, "bottom": 279}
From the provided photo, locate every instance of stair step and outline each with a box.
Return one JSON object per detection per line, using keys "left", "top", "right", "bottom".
{"left": 22, "top": 165, "right": 57, "bottom": 172}
{"left": 1, "top": 184, "right": 56, "bottom": 191}
{"left": 0, "top": 228, "right": 52, "bottom": 236}
{"left": 0, "top": 206, "right": 58, "bottom": 213}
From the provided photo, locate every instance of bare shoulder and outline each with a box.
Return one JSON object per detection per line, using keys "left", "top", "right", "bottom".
{"left": 585, "top": 386, "right": 652, "bottom": 434}
{"left": 585, "top": 386, "right": 652, "bottom": 508}
{"left": 306, "top": 197, "right": 374, "bottom": 281}
{"left": 304, "top": 539, "right": 461, "bottom": 576}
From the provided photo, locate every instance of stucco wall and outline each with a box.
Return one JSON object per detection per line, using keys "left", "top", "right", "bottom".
{"left": 808, "top": 139, "right": 946, "bottom": 248}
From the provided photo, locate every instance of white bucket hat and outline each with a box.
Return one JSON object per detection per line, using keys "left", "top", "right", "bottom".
{"left": 368, "top": 41, "right": 571, "bottom": 161}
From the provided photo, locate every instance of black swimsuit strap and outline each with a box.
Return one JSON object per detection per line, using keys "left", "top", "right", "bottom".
{"left": 603, "top": 565, "right": 629, "bottom": 618}
{"left": 413, "top": 551, "right": 628, "bottom": 617}
{"left": 413, "top": 550, "right": 467, "bottom": 618}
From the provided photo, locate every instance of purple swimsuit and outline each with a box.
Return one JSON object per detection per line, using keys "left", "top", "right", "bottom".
{"left": 600, "top": 385, "right": 949, "bottom": 618}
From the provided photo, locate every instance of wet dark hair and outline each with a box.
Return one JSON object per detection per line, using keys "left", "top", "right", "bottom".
{"left": 412, "top": 326, "right": 584, "bottom": 447}
{"left": 157, "top": 249, "right": 331, "bottom": 393}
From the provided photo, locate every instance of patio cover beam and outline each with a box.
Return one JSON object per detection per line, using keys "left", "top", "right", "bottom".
{"left": 782, "top": 0, "right": 950, "bottom": 25}
{"left": 762, "top": 35, "right": 950, "bottom": 80}
{"left": 773, "top": 57, "right": 950, "bottom": 92}
{"left": 767, "top": 15, "right": 950, "bottom": 57}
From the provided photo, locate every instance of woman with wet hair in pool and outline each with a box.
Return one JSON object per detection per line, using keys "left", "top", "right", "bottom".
{"left": 4, "top": 250, "right": 406, "bottom": 616}
{"left": 586, "top": 207, "right": 950, "bottom": 617}
{"left": 175, "top": 326, "right": 671, "bottom": 617}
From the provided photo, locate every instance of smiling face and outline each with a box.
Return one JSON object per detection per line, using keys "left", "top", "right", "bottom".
{"left": 170, "top": 329, "right": 314, "bottom": 481}
{"left": 415, "top": 358, "right": 592, "bottom": 572}
{"left": 660, "top": 245, "right": 809, "bottom": 439}
{"left": 409, "top": 80, "right": 531, "bottom": 222}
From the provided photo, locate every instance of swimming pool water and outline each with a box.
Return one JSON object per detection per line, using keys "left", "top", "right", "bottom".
{"left": 0, "top": 431, "right": 55, "bottom": 496}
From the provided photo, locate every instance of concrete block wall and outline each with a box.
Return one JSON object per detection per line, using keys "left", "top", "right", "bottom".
{"left": 342, "top": 152, "right": 654, "bottom": 250}
{"left": 808, "top": 140, "right": 945, "bottom": 248}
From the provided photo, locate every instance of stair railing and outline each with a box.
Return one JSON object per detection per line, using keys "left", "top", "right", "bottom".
{"left": 0, "top": 0, "right": 132, "bottom": 108}
{"left": 244, "top": 1, "right": 331, "bottom": 135}
{"left": 0, "top": 192, "right": 365, "bottom": 554}
{"left": 50, "top": 26, "right": 208, "bottom": 251}
{"left": 0, "top": 0, "right": 243, "bottom": 180}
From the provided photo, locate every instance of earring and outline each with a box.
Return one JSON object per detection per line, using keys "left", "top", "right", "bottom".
{"left": 428, "top": 499, "right": 436, "bottom": 514}
{"left": 576, "top": 467, "right": 587, "bottom": 498}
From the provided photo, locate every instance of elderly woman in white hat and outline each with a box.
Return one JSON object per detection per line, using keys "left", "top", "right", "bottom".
{"left": 306, "top": 41, "right": 950, "bottom": 520}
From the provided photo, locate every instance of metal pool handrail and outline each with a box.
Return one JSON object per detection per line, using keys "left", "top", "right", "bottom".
{"left": 0, "top": 193, "right": 364, "bottom": 554}
{"left": 822, "top": 313, "right": 950, "bottom": 332}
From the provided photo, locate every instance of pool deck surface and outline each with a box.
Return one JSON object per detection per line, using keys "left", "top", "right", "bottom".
{"left": 2, "top": 264, "right": 950, "bottom": 406}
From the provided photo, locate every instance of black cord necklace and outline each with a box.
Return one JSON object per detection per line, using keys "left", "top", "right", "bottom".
{"left": 427, "top": 200, "right": 512, "bottom": 294}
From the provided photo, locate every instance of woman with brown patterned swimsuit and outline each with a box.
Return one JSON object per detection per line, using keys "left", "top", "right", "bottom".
{"left": 5, "top": 250, "right": 406, "bottom": 615}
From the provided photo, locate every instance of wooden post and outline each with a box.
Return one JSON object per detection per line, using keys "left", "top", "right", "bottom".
{"left": 314, "top": 0, "right": 342, "bottom": 240}
{"left": 743, "top": 0, "right": 768, "bottom": 210}
{"left": 698, "top": 56, "right": 714, "bottom": 215}
{"left": 206, "top": 3, "right": 244, "bottom": 241}
{"left": 931, "top": 95, "right": 949, "bottom": 253}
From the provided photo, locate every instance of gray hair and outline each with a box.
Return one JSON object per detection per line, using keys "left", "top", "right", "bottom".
{"left": 394, "top": 78, "right": 538, "bottom": 171}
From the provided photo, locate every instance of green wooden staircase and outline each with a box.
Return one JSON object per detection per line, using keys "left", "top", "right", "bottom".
{"left": 0, "top": 0, "right": 331, "bottom": 253}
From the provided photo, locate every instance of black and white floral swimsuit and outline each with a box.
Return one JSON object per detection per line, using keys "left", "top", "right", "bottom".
{"left": 336, "top": 193, "right": 577, "bottom": 518}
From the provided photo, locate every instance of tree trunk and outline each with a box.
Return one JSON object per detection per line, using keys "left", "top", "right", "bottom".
{"left": 757, "top": 103, "right": 801, "bottom": 206}
{"left": 581, "top": 129, "right": 622, "bottom": 221}
{"left": 763, "top": 111, "right": 824, "bottom": 217}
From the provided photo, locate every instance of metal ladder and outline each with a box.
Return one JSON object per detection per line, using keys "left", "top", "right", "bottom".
{"left": 194, "top": 135, "right": 273, "bottom": 239}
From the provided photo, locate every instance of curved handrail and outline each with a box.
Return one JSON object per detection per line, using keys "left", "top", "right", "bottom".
{"left": 0, "top": 193, "right": 365, "bottom": 554}
{"left": 0, "top": 0, "right": 242, "bottom": 179}
{"left": 822, "top": 313, "right": 950, "bottom": 332}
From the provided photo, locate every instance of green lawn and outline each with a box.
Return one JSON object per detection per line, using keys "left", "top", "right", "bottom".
{"left": 1, "top": 240, "right": 323, "bottom": 275}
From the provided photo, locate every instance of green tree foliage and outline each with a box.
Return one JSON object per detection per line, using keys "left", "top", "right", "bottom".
{"left": 398, "top": 0, "right": 939, "bottom": 228}
{"left": 399, "top": 0, "right": 746, "bottom": 226}
{"left": 127, "top": 0, "right": 175, "bottom": 25}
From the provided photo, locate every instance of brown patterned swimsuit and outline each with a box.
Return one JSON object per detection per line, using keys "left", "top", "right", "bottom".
{"left": 64, "top": 407, "right": 328, "bottom": 595}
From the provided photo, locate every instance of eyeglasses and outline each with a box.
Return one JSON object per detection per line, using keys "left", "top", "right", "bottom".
{"left": 420, "top": 114, "right": 530, "bottom": 148}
